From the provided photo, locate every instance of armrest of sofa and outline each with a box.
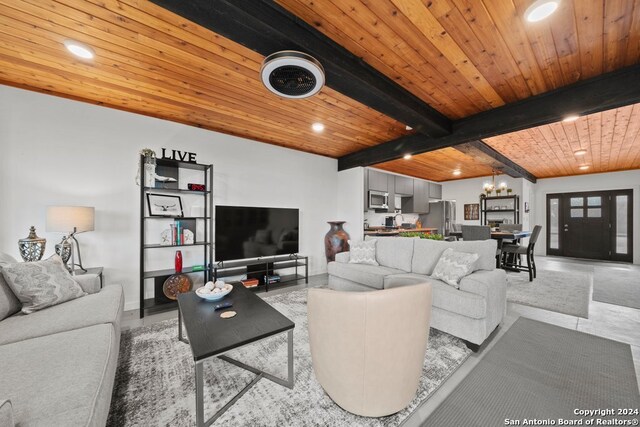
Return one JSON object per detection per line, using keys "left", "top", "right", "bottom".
{"left": 335, "top": 251, "right": 350, "bottom": 263}
{"left": 0, "top": 399, "right": 14, "bottom": 427}
{"left": 459, "top": 269, "right": 507, "bottom": 317}
{"left": 73, "top": 274, "right": 101, "bottom": 294}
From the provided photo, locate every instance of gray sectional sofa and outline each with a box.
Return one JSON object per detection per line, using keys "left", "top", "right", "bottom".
{"left": 0, "top": 253, "right": 123, "bottom": 427}
{"left": 328, "top": 237, "right": 507, "bottom": 347}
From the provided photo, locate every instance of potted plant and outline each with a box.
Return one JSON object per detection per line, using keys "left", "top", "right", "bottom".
{"left": 507, "top": 188, "right": 513, "bottom": 195}
{"left": 496, "top": 188, "right": 502, "bottom": 196}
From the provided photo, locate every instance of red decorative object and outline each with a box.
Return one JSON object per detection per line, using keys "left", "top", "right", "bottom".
{"left": 188, "top": 183, "right": 206, "bottom": 191}
{"left": 324, "top": 221, "right": 350, "bottom": 263}
{"left": 175, "top": 250, "right": 183, "bottom": 273}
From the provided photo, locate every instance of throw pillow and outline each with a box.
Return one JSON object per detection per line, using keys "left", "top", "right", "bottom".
{"left": 432, "top": 248, "right": 479, "bottom": 289}
{"left": 1, "top": 255, "right": 87, "bottom": 314}
{"left": 348, "top": 239, "right": 379, "bottom": 266}
{"left": 0, "top": 253, "right": 21, "bottom": 320}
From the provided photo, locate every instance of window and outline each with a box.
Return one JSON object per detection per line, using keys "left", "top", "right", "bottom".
{"left": 570, "top": 208, "right": 583, "bottom": 218}
{"left": 549, "top": 198, "right": 559, "bottom": 249}
{"left": 570, "top": 197, "right": 583, "bottom": 207}
{"left": 616, "top": 195, "right": 628, "bottom": 254}
{"left": 587, "top": 208, "right": 601, "bottom": 218}
{"left": 587, "top": 196, "right": 601, "bottom": 206}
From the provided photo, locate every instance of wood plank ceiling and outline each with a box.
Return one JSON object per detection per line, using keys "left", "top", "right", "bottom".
{"left": 484, "top": 103, "right": 640, "bottom": 178}
{"left": 0, "top": 0, "right": 408, "bottom": 158}
{"left": 0, "top": 0, "right": 638, "bottom": 181}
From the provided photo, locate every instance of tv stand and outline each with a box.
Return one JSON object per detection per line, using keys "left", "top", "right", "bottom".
{"left": 212, "top": 254, "right": 308, "bottom": 292}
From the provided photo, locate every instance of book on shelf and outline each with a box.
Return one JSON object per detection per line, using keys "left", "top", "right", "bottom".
{"left": 264, "top": 274, "right": 281, "bottom": 284}
{"left": 241, "top": 278, "right": 260, "bottom": 288}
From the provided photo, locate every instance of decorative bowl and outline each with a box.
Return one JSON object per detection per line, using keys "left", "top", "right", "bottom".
{"left": 195, "top": 284, "right": 233, "bottom": 301}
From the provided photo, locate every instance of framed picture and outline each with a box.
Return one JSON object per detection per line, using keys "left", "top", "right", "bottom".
{"left": 464, "top": 203, "right": 480, "bottom": 220}
{"left": 147, "top": 193, "right": 183, "bottom": 217}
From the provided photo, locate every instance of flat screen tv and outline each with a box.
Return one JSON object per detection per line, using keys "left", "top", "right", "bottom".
{"left": 215, "top": 205, "right": 299, "bottom": 262}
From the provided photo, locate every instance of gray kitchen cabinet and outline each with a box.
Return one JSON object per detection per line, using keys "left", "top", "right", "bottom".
{"left": 367, "top": 169, "right": 388, "bottom": 192}
{"left": 429, "top": 182, "right": 442, "bottom": 199}
{"left": 395, "top": 175, "right": 414, "bottom": 196}
{"left": 401, "top": 179, "right": 430, "bottom": 214}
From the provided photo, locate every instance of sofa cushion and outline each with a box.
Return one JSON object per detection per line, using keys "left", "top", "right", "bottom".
{"left": 374, "top": 237, "right": 415, "bottom": 272}
{"left": 0, "top": 324, "right": 118, "bottom": 427}
{"left": 1, "top": 255, "right": 86, "bottom": 314}
{"left": 431, "top": 248, "right": 479, "bottom": 289}
{"left": 0, "top": 285, "right": 123, "bottom": 346}
{"left": 385, "top": 273, "right": 486, "bottom": 319}
{"left": 328, "top": 262, "right": 405, "bottom": 290}
{"left": 0, "top": 253, "right": 21, "bottom": 321}
{"left": 411, "top": 239, "right": 497, "bottom": 275}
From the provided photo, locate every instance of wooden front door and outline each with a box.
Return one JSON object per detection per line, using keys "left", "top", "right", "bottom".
{"left": 546, "top": 190, "right": 633, "bottom": 262}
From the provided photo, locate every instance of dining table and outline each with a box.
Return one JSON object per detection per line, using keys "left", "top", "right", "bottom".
{"left": 448, "top": 230, "right": 532, "bottom": 270}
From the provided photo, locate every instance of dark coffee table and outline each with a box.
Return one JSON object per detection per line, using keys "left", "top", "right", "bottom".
{"left": 177, "top": 284, "right": 295, "bottom": 427}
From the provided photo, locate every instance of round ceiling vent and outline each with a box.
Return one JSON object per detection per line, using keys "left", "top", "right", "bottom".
{"left": 261, "top": 51, "right": 325, "bottom": 99}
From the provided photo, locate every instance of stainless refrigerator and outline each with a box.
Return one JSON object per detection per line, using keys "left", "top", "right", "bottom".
{"left": 421, "top": 201, "right": 456, "bottom": 236}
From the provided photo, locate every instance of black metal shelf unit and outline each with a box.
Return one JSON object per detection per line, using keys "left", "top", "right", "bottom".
{"left": 212, "top": 254, "right": 309, "bottom": 292}
{"left": 480, "top": 195, "right": 520, "bottom": 226}
{"left": 139, "top": 156, "right": 213, "bottom": 318}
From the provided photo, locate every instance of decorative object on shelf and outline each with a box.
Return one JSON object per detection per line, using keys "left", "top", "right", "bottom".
{"left": 162, "top": 274, "right": 192, "bottom": 300}
{"left": 147, "top": 194, "right": 183, "bottom": 217}
{"left": 18, "top": 226, "right": 46, "bottom": 262}
{"left": 161, "top": 147, "right": 197, "bottom": 164}
{"left": 464, "top": 204, "right": 480, "bottom": 221}
{"left": 507, "top": 188, "right": 513, "bottom": 195}
{"left": 160, "top": 229, "right": 172, "bottom": 246}
{"left": 188, "top": 183, "right": 206, "bottom": 191}
{"left": 495, "top": 188, "right": 502, "bottom": 196}
{"left": 324, "top": 221, "right": 350, "bottom": 263}
{"left": 175, "top": 250, "right": 183, "bottom": 273}
{"left": 46, "top": 206, "right": 95, "bottom": 274}
{"left": 136, "top": 148, "right": 156, "bottom": 188}
{"left": 191, "top": 265, "right": 205, "bottom": 272}
{"left": 154, "top": 174, "right": 177, "bottom": 183}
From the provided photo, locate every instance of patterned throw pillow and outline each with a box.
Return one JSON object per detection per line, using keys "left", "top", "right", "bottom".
{"left": 348, "top": 239, "right": 379, "bottom": 266}
{"left": 1, "top": 255, "right": 87, "bottom": 314}
{"left": 432, "top": 248, "right": 479, "bottom": 289}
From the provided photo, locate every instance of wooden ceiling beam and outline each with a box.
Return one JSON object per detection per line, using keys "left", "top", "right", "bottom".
{"left": 454, "top": 141, "right": 537, "bottom": 183}
{"left": 149, "top": 0, "right": 452, "bottom": 138}
{"left": 339, "top": 64, "right": 640, "bottom": 171}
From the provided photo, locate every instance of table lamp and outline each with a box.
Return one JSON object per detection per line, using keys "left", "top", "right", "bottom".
{"left": 46, "top": 206, "right": 95, "bottom": 275}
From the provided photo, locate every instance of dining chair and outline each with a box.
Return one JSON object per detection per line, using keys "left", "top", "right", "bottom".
{"left": 462, "top": 225, "right": 501, "bottom": 268}
{"left": 501, "top": 225, "right": 542, "bottom": 281}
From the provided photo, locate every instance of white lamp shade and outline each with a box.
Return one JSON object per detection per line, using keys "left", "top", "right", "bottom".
{"left": 46, "top": 206, "right": 95, "bottom": 233}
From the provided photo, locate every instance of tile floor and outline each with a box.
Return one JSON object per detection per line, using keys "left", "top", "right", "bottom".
{"left": 120, "top": 256, "right": 640, "bottom": 426}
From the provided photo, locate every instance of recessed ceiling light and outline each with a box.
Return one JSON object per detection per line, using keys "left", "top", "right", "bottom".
{"left": 453, "top": 169, "right": 461, "bottom": 176}
{"left": 574, "top": 149, "right": 587, "bottom": 156}
{"left": 579, "top": 165, "right": 589, "bottom": 170}
{"left": 563, "top": 114, "right": 579, "bottom": 122}
{"left": 311, "top": 122, "right": 324, "bottom": 132}
{"left": 524, "top": 0, "right": 560, "bottom": 23}
{"left": 405, "top": 125, "right": 413, "bottom": 131}
{"left": 63, "top": 40, "right": 95, "bottom": 59}
{"left": 403, "top": 154, "right": 412, "bottom": 160}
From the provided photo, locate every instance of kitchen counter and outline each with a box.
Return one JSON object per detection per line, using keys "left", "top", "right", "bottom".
{"left": 363, "top": 227, "right": 439, "bottom": 236}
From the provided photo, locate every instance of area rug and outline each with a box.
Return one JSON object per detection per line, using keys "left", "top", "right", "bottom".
{"left": 506, "top": 269, "right": 591, "bottom": 318}
{"left": 107, "top": 289, "right": 471, "bottom": 426}
{"left": 593, "top": 267, "right": 640, "bottom": 309}
{"left": 424, "top": 317, "right": 640, "bottom": 427}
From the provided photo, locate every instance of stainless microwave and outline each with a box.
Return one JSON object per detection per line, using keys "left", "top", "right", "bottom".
{"left": 368, "top": 190, "right": 389, "bottom": 210}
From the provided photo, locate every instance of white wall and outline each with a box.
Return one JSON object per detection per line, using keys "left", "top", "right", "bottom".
{"left": 441, "top": 175, "right": 524, "bottom": 225}
{"left": 532, "top": 170, "right": 640, "bottom": 264}
{"left": 336, "top": 167, "right": 364, "bottom": 241}
{"left": 0, "top": 85, "right": 339, "bottom": 310}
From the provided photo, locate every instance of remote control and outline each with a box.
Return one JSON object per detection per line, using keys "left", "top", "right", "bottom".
{"left": 214, "top": 302, "right": 233, "bottom": 311}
